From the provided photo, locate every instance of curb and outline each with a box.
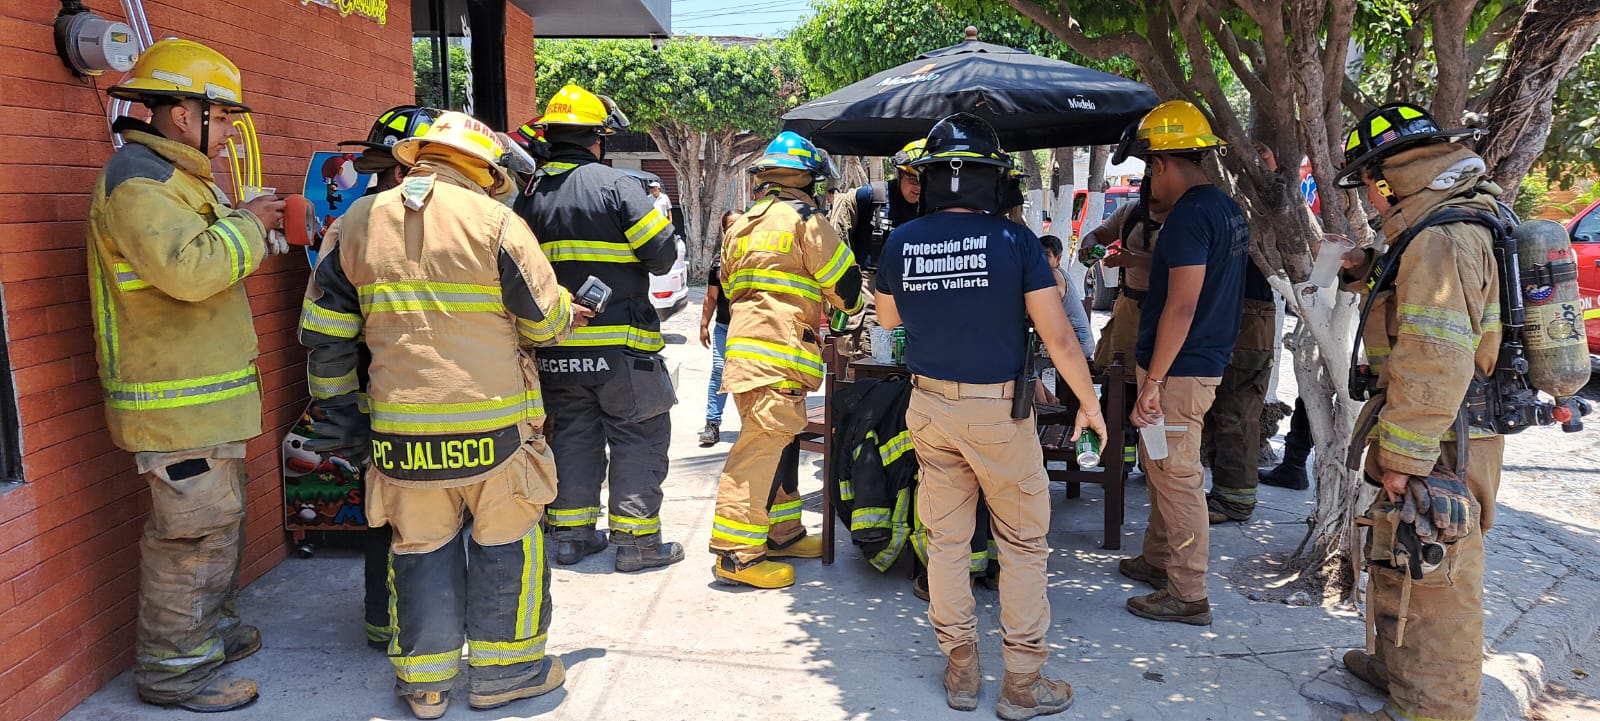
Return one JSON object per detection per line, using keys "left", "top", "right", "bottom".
{"left": 1479, "top": 570, "right": 1600, "bottom": 720}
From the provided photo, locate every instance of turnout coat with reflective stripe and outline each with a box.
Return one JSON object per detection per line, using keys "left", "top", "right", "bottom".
{"left": 512, "top": 146, "right": 676, "bottom": 379}
{"left": 720, "top": 188, "right": 861, "bottom": 394}
{"left": 86, "top": 126, "right": 269, "bottom": 452}
{"left": 301, "top": 162, "right": 575, "bottom": 487}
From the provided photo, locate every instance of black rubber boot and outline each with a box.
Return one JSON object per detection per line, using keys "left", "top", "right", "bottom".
{"left": 697, "top": 421, "right": 720, "bottom": 447}
{"left": 1261, "top": 398, "right": 1311, "bottom": 490}
{"left": 614, "top": 534, "right": 685, "bottom": 572}
{"left": 553, "top": 529, "right": 608, "bottom": 565}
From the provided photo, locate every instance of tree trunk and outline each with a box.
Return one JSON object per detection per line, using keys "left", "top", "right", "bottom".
{"left": 1476, "top": 0, "right": 1600, "bottom": 205}
{"left": 650, "top": 126, "right": 766, "bottom": 281}
{"left": 1017, "top": 149, "right": 1044, "bottom": 231}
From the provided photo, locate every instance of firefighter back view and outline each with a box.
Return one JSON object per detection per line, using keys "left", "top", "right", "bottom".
{"left": 711, "top": 131, "right": 862, "bottom": 588}
{"left": 300, "top": 112, "right": 582, "bottom": 719}
{"left": 89, "top": 38, "right": 288, "bottom": 712}
{"left": 514, "top": 84, "right": 685, "bottom": 572}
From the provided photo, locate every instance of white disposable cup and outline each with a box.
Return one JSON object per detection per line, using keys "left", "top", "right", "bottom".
{"left": 869, "top": 327, "right": 895, "bottom": 363}
{"left": 1308, "top": 233, "right": 1356, "bottom": 287}
{"left": 1140, "top": 421, "right": 1168, "bottom": 461}
{"left": 239, "top": 186, "right": 284, "bottom": 247}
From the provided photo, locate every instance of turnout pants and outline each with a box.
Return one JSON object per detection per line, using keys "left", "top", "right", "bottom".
{"left": 907, "top": 377, "right": 1051, "bottom": 674}
{"left": 1363, "top": 436, "right": 1502, "bottom": 721}
{"left": 367, "top": 436, "right": 559, "bottom": 697}
{"left": 1203, "top": 299, "right": 1277, "bottom": 519}
{"left": 1094, "top": 293, "right": 1142, "bottom": 466}
{"left": 544, "top": 358, "right": 674, "bottom": 541}
{"left": 1137, "top": 372, "right": 1221, "bottom": 603}
{"left": 134, "top": 442, "right": 250, "bottom": 703}
{"left": 710, "top": 387, "right": 808, "bottom": 565}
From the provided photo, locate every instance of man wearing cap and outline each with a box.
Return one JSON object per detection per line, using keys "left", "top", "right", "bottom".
{"left": 88, "top": 38, "right": 286, "bottom": 712}
{"left": 301, "top": 111, "right": 583, "bottom": 719}
{"left": 513, "top": 84, "right": 684, "bottom": 572}
{"left": 648, "top": 179, "right": 673, "bottom": 218}
{"left": 1118, "top": 100, "right": 1247, "bottom": 627}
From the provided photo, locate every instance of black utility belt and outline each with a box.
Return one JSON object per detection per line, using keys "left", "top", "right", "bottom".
{"left": 1121, "top": 287, "right": 1147, "bottom": 303}
{"left": 370, "top": 426, "right": 521, "bottom": 482}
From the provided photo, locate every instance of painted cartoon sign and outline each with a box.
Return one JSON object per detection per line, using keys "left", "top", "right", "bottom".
{"left": 300, "top": 151, "right": 373, "bottom": 266}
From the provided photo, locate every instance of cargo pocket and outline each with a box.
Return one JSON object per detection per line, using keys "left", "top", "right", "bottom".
{"left": 968, "top": 420, "right": 1018, "bottom": 445}
{"left": 620, "top": 351, "right": 677, "bottom": 422}
{"left": 363, "top": 470, "right": 389, "bottom": 529}
{"left": 512, "top": 433, "right": 559, "bottom": 506}
{"left": 144, "top": 451, "right": 244, "bottom": 540}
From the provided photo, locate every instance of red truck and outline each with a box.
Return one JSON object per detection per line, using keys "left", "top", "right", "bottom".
{"left": 1562, "top": 198, "right": 1600, "bottom": 370}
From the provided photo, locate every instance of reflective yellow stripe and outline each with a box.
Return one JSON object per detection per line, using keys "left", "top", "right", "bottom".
{"left": 468, "top": 633, "right": 547, "bottom": 667}
{"left": 386, "top": 552, "right": 399, "bottom": 655}
{"left": 868, "top": 488, "right": 912, "bottom": 572}
{"left": 359, "top": 281, "right": 504, "bottom": 314}
{"left": 547, "top": 507, "right": 600, "bottom": 527}
{"left": 90, "top": 254, "right": 120, "bottom": 372}
{"left": 768, "top": 500, "right": 803, "bottom": 525}
{"left": 879, "top": 430, "right": 913, "bottom": 465}
{"left": 609, "top": 515, "right": 661, "bottom": 535}
{"left": 1396, "top": 303, "right": 1477, "bottom": 350}
{"left": 515, "top": 530, "right": 544, "bottom": 639}
{"left": 851, "top": 507, "right": 892, "bottom": 531}
{"left": 1585, "top": 307, "right": 1600, "bottom": 321}
{"left": 213, "top": 217, "right": 251, "bottom": 285}
{"left": 559, "top": 324, "right": 665, "bottom": 352}
{"left": 391, "top": 648, "right": 461, "bottom": 683}
{"left": 104, "top": 366, "right": 259, "bottom": 410}
{"left": 839, "top": 480, "right": 855, "bottom": 501}
{"left": 365, "top": 622, "right": 395, "bottom": 644}
{"left": 624, "top": 209, "right": 671, "bottom": 249}
{"left": 1377, "top": 418, "right": 1439, "bottom": 462}
{"left": 370, "top": 390, "right": 542, "bottom": 434}
{"left": 517, "top": 288, "right": 572, "bottom": 343}
{"left": 111, "top": 261, "right": 152, "bottom": 291}
{"left": 1482, "top": 302, "right": 1502, "bottom": 333}
{"left": 309, "top": 369, "right": 358, "bottom": 399}
{"left": 711, "top": 515, "right": 768, "bottom": 544}
{"left": 137, "top": 637, "right": 223, "bottom": 672}
{"left": 542, "top": 239, "right": 638, "bottom": 264}
{"left": 302, "top": 298, "right": 363, "bottom": 339}
{"left": 814, "top": 242, "right": 855, "bottom": 287}
{"left": 726, "top": 337, "right": 824, "bottom": 379}
{"left": 727, "top": 268, "right": 822, "bottom": 302}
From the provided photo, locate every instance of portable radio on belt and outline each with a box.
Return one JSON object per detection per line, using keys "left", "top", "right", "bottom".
{"left": 575, "top": 275, "right": 612, "bottom": 313}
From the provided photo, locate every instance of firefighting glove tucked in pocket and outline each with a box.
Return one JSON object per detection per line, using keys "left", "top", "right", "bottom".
{"left": 303, "top": 394, "right": 371, "bottom": 467}
{"left": 1406, "top": 466, "right": 1477, "bottom": 543}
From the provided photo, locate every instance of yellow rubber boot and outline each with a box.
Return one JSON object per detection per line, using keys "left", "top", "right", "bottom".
{"left": 767, "top": 536, "right": 824, "bottom": 559}
{"left": 714, "top": 559, "right": 796, "bottom": 589}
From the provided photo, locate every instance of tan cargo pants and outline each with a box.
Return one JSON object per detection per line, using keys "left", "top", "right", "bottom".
{"left": 1363, "top": 436, "right": 1502, "bottom": 721}
{"left": 1136, "top": 372, "right": 1220, "bottom": 603}
{"left": 710, "top": 387, "right": 808, "bottom": 565}
{"left": 134, "top": 441, "right": 249, "bottom": 704}
{"left": 1092, "top": 293, "right": 1142, "bottom": 376}
{"left": 906, "top": 377, "right": 1051, "bottom": 674}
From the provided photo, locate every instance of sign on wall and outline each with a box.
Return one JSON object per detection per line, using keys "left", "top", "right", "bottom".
{"left": 302, "top": 0, "right": 388, "bottom": 25}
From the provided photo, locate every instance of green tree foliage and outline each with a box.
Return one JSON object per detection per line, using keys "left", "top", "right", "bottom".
{"left": 413, "top": 40, "right": 471, "bottom": 110}
{"left": 536, "top": 39, "right": 806, "bottom": 276}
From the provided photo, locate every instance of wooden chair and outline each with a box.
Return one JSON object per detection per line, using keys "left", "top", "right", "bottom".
{"left": 1036, "top": 356, "right": 1129, "bottom": 549}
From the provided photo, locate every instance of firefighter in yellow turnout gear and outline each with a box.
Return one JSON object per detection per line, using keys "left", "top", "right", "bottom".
{"left": 1334, "top": 104, "right": 1506, "bottom": 721}
{"left": 88, "top": 39, "right": 289, "bottom": 713}
{"left": 711, "top": 132, "right": 863, "bottom": 589}
{"left": 300, "top": 112, "right": 583, "bottom": 719}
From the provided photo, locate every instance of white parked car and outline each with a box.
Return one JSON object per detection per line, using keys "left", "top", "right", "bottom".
{"left": 617, "top": 169, "right": 689, "bottom": 317}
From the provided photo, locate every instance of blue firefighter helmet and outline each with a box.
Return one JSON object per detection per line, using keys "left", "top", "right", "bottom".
{"left": 749, "top": 131, "right": 826, "bottom": 174}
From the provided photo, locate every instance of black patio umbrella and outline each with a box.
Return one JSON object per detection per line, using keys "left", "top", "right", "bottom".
{"left": 783, "top": 30, "right": 1159, "bottom": 156}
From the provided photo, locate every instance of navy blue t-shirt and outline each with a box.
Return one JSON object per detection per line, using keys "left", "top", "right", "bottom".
{"left": 1135, "top": 185, "right": 1249, "bottom": 377}
{"left": 875, "top": 212, "right": 1057, "bottom": 383}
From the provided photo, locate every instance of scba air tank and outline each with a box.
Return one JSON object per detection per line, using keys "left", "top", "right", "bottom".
{"left": 1516, "top": 219, "right": 1589, "bottom": 399}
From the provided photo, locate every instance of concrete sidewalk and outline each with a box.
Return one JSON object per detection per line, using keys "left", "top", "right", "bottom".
{"left": 63, "top": 291, "right": 1600, "bottom": 721}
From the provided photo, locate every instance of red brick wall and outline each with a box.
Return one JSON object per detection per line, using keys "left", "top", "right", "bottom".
{"left": 506, "top": 6, "right": 537, "bottom": 128}
{"left": 0, "top": 3, "right": 414, "bottom": 721}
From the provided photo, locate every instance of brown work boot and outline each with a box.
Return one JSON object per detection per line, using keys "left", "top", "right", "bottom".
{"left": 995, "top": 670, "right": 1073, "bottom": 720}
{"left": 470, "top": 656, "right": 566, "bottom": 710}
{"left": 222, "top": 624, "right": 261, "bottom": 663}
{"left": 148, "top": 674, "right": 259, "bottom": 713}
{"left": 1126, "top": 589, "right": 1212, "bottom": 625}
{"left": 943, "top": 644, "right": 980, "bottom": 711}
{"left": 1117, "top": 556, "right": 1169, "bottom": 590}
{"left": 1342, "top": 650, "right": 1391, "bottom": 693}
{"left": 404, "top": 690, "right": 448, "bottom": 720}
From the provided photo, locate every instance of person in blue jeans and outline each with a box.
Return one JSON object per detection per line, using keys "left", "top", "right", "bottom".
{"left": 699, "top": 210, "right": 740, "bottom": 446}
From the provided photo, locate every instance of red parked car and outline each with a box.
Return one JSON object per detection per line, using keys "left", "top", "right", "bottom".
{"left": 1562, "top": 198, "right": 1600, "bottom": 369}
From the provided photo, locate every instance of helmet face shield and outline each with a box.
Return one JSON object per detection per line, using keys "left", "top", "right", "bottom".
{"left": 598, "top": 94, "right": 630, "bottom": 133}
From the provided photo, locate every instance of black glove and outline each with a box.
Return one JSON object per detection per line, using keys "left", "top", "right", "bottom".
{"left": 1407, "top": 466, "right": 1475, "bottom": 543}
{"left": 302, "top": 395, "right": 370, "bottom": 466}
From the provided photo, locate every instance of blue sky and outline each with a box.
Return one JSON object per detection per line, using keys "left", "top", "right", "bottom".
{"left": 670, "top": 0, "right": 814, "bottom": 37}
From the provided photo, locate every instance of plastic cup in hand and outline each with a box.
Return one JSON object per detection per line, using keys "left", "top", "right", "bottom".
{"left": 1308, "top": 233, "right": 1356, "bottom": 287}
{"left": 869, "top": 327, "right": 895, "bottom": 363}
{"left": 240, "top": 186, "right": 286, "bottom": 248}
{"left": 1140, "top": 421, "right": 1168, "bottom": 461}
